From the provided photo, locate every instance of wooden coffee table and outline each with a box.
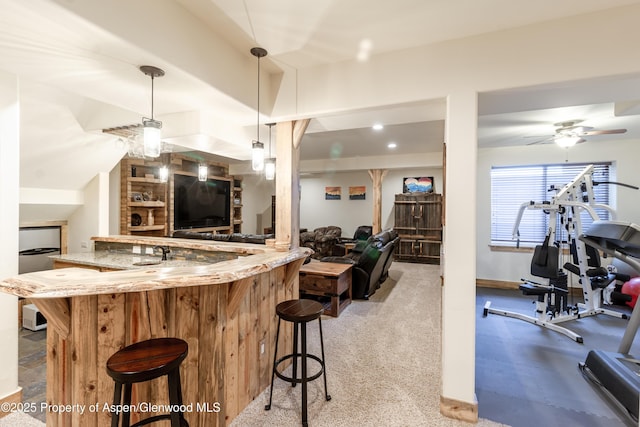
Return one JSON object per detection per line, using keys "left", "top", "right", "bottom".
{"left": 298, "top": 261, "right": 353, "bottom": 317}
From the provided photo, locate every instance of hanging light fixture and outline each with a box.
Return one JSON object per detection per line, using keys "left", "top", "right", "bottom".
{"left": 250, "top": 47, "right": 268, "bottom": 171}
{"left": 265, "top": 123, "right": 276, "bottom": 180}
{"left": 140, "top": 65, "right": 165, "bottom": 158}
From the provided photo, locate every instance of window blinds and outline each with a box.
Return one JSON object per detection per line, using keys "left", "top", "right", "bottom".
{"left": 490, "top": 163, "right": 611, "bottom": 245}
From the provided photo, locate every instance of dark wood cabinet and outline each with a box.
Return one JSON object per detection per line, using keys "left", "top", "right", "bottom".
{"left": 393, "top": 193, "right": 442, "bottom": 264}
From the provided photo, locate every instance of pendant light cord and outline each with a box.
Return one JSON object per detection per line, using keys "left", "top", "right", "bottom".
{"left": 256, "top": 54, "right": 260, "bottom": 142}
{"left": 151, "top": 74, "right": 155, "bottom": 120}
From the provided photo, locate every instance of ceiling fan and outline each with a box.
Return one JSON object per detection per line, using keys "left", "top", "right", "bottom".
{"left": 527, "top": 120, "right": 627, "bottom": 147}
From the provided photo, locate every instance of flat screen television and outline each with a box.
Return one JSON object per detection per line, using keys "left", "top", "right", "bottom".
{"left": 174, "top": 173, "right": 231, "bottom": 230}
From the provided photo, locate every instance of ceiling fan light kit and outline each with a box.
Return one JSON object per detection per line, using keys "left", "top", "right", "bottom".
{"left": 555, "top": 135, "right": 583, "bottom": 147}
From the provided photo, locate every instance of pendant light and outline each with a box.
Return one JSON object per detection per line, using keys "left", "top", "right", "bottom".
{"left": 250, "top": 47, "right": 267, "bottom": 171}
{"left": 265, "top": 123, "right": 276, "bottom": 180}
{"left": 140, "top": 65, "right": 165, "bottom": 158}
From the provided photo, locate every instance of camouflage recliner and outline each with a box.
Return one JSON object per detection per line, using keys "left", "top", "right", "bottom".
{"left": 299, "top": 226, "right": 342, "bottom": 258}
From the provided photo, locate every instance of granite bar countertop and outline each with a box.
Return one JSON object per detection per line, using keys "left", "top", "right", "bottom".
{"left": 0, "top": 235, "right": 311, "bottom": 299}
{"left": 50, "top": 251, "right": 215, "bottom": 270}
{"left": 92, "top": 234, "right": 267, "bottom": 255}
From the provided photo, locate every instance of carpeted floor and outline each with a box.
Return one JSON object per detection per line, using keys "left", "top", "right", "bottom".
{"left": 0, "top": 412, "right": 44, "bottom": 427}
{"left": 230, "top": 262, "right": 507, "bottom": 427}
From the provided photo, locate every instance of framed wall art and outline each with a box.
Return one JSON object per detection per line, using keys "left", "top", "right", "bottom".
{"left": 325, "top": 186, "right": 341, "bottom": 200}
{"left": 403, "top": 176, "right": 434, "bottom": 193}
{"left": 349, "top": 186, "right": 366, "bottom": 200}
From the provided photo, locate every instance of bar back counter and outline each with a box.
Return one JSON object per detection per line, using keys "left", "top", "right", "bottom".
{"left": 0, "top": 235, "right": 311, "bottom": 426}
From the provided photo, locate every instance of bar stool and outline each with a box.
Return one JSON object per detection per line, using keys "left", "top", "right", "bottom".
{"left": 265, "top": 299, "right": 331, "bottom": 426}
{"left": 106, "top": 337, "right": 189, "bottom": 427}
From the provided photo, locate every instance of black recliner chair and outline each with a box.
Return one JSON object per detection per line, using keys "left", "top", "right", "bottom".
{"left": 322, "top": 229, "right": 399, "bottom": 299}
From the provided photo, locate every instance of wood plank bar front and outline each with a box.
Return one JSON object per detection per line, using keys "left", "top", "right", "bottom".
{"left": 32, "top": 263, "right": 301, "bottom": 426}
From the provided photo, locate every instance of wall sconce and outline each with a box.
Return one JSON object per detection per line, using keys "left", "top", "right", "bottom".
{"left": 198, "top": 164, "right": 208, "bottom": 182}
{"left": 158, "top": 165, "right": 169, "bottom": 183}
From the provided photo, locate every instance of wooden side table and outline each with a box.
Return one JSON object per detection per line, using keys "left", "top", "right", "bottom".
{"left": 299, "top": 261, "right": 353, "bottom": 317}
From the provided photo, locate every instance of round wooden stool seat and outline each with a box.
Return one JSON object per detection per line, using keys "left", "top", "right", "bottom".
{"left": 106, "top": 337, "right": 189, "bottom": 427}
{"left": 106, "top": 337, "right": 188, "bottom": 383}
{"left": 276, "top": 299, "right": 324, "bottom": 323}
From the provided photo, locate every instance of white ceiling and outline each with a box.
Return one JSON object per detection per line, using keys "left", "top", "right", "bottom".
{"left": 3, "top": 0, "right": 640, "bottom": 191}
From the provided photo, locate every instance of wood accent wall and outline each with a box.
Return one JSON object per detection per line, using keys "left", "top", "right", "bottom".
{"left": 38, "top": 262, "right": 301, "bottom": 426}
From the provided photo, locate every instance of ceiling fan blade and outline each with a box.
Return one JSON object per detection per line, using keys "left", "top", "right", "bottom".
{"left": 582, "top": 128, "right": 627, "bottom": 136}
{"left": 523, "top": 134, "right": 553, "bottom": 138}
{"left": 526, "top": 136, "right": 553, "bottom": 146}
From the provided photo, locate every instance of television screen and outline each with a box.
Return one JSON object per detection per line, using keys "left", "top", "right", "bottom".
{"left": 174, "top": 173, "right": 231, "bottom": 230}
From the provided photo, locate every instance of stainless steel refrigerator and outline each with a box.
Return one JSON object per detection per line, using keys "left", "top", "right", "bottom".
{"left": 18, "top": 226, "right": 61, "bottom": 274}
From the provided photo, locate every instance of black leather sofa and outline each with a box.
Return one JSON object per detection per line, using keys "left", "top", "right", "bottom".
{"left": 322, "top": 228, "right": 399, "bottom": 299}
{"left": 173, "top": 230, "right": 274, "bottom": 244}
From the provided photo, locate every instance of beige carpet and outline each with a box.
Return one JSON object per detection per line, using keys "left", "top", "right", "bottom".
{"left": 0, "top": 412, "right": 44, "bottom": 427}
{"left": 231, "top": 262, "right": 508, "bottom": 427}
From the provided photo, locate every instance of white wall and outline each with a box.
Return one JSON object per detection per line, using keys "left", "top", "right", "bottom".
{"left": 240, "top": 173, "right": 276, "bottom": 234}
{"left": 476, "top": 138, "right": 640, "bottom": 283}
{"left": 68, "top": 172, "right": 110, "bottom": 252}
{"left": 109, "top": 163, "right": 121, "bottom": 235}
{"left": 299, "top": 167, "right": 443, "bottom": 237}
{"left": 0, "top": 70, "right": 20, "bottom": 401}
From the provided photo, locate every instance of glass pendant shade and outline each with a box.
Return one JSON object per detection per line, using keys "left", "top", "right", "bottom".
{"left": 143, "top": 120, "right": 162, "bottom": 158}
{"left": 139, "top": 66, "right": 165, "bottom": 158}
{"left": 158, "top": 165, "right": 169, "bottom": 183}
{"left": 198, "top": 164, "right": 208, "bottom": 181}
{"left": 264, "top": 158, "right": 275, "bottom": 180}
{"left": 252, "top": 140, "right": 264, "bottom": 171}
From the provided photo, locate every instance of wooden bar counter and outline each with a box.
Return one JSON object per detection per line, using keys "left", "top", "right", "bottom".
{"left": 0, "top": 235, "right": 311, "bottom": 426}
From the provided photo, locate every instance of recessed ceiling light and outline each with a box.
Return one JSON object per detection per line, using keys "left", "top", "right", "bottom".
{"left": 372, "top": 123, "right": 384, "bottom": 131}
{"left": 387, "top": 142, "right": 397, "bottom": 149}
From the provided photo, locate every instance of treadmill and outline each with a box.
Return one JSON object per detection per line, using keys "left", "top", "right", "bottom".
{"left": 579, "top": 220, "right": 640, "bottom": 422}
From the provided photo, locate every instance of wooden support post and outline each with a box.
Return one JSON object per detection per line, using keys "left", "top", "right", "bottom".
{"left": 275, "top": 119, "right": 310, "bottom": 251}
{"left": 368, "top": 169, "right": 388, "bottom": 234}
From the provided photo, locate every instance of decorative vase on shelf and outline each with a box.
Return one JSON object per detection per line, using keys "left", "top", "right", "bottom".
{"left": 147, "top": 209, "right": 154, "bottom": 226}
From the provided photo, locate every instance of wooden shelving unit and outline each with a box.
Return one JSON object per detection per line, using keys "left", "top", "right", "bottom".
{"left": 393, "top": 192, "right": 442, "bottom": 264}
{"left": 120, "top": 158, "right": 168, "bottom": 237}
{"left": 232, "top": 179, "right": 243, "bottom": 233}
{"left": 120, "top": 152, "right": 242, "bottom": 237}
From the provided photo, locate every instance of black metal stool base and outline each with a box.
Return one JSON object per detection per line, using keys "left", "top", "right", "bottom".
{"left": 265, "top": 300, "right": 331, "bottom": 426}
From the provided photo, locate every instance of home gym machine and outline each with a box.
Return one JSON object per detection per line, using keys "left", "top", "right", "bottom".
{"left": 579, "top": 220, "right": 640, "bottom": 423}
{"left": 483, "top": 165, "right": 632, "bottom": 343}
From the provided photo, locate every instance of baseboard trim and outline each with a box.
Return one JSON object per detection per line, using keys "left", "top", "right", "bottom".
{"left": 440, "top": 394, "right": 478, "bottom": 423}
{"left": 476, "top": 278, "right": 519, "bottom": 289}
{"left": 0, "top": 388, "right": 23, "bottom": 419}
